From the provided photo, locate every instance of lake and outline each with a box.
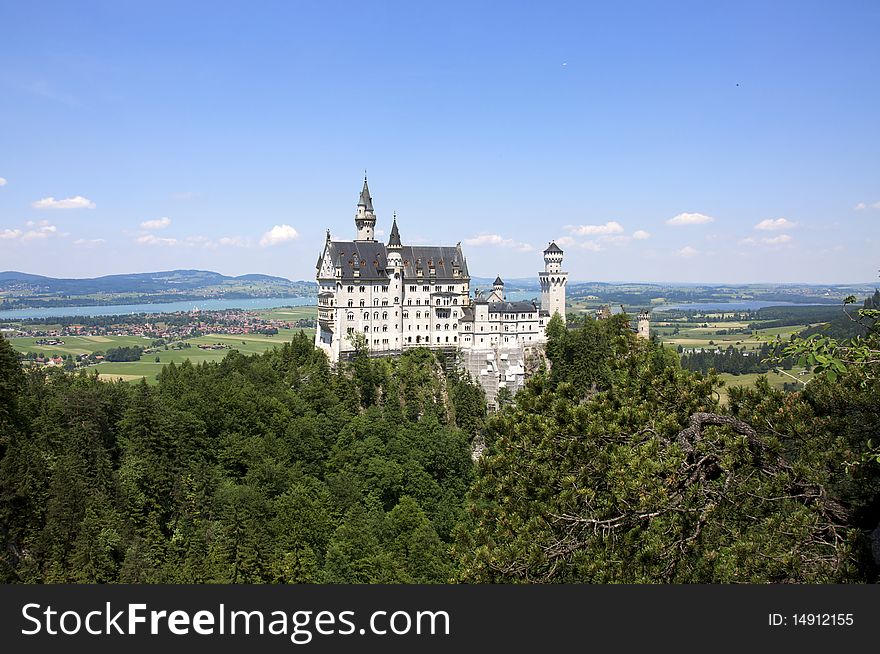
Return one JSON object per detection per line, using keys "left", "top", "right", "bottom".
{"left": 0, "top": 296, "right": 316, "bottom": 320}
{"left": 651, "top": 300, "right": 838, "bottom": 312}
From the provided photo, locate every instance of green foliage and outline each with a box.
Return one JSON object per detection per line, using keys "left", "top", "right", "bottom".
{"left": 0, "top": 331, "right": 476, "bottom": 583}
{"left": 455, "top": 316, "right": 877, "bottom": 583}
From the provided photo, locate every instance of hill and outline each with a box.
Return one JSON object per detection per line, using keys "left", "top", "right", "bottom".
{"left": 0, "top": 270, "right": 317, "bottom": 309}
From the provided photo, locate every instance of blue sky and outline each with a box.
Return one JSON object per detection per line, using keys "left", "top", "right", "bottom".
{"left": 1, "top": 1, "right": 878, "bottom": 283}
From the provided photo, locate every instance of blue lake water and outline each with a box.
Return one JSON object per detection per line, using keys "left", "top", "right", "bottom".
{"left": 0, "top": 296, "right": 316, "bottom": 320}
{"left": 652, "top": 301, "right": 837, "bottom": 312}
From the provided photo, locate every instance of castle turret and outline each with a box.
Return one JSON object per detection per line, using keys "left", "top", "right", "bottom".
{"left": 539, "top": 241, "right": 567, "bottom": 322}
{"left": 489, "top": 276, "right": 505, "bottom": 302}
{"left": 387, "top": 212, "right": 402, "bottom": 268}
{"left": 354, "top": 176, "right": 377, "bottom": 241}
{"left": 637, "top": 310, "right": 650, "bottom": 339}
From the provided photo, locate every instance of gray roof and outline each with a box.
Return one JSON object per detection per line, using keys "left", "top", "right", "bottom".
{"left": 358, "top": 178, "right": 374, "bottom": 212}
{"left": 324, "top": 241, "right": 390, "bottom": 281}
{"left": 493, "top": 276, "right": 504, "bottom": 286}
{"left": 401, "top": 245, "right": 469, "bottom": 279}
{"left": 388, "top": 217, "right": 401, "bottom": 247}
{"left": 319, "top": 241, "right": 470, "bottom": 282}
{"left": 488, "top": 301, "right": 539, "bottom": 314}
{"left": 544, "top": 241, "right": 563, "bottom": 253}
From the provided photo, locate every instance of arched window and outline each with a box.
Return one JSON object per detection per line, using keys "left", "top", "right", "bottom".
{"left": 382, "top": 312, "right": 387, "bottom": 320}
{"left": 363, "top": 312, "right": 369, "bottom": 320}
{"left": 374, "top": 312, "right": 379, "bottom": 319}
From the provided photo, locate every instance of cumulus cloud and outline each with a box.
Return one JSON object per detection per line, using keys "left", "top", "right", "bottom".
{"left": 140, "top": 216, "right": 171, "bottom": 230}
{"left": 217, "top": 236, "right": 249, "bottom": 247}
{"left": 0, "top": 177, "right": 7, "bottom": 187}
{"left": 137, "top": 234, "right": 178, "bottom": 246}
{"left": 754, "top": 218, "right": 797, "bottom": 231}
{"left": 32, "top": 195, "right": 96, "bottom": 210}
{"left": 555, "top": 236, "right": 575, "bottom": 247}
{"left": 676, "top": 245, "right": 699, "bottom": 257}
{"left": 260, "top": 224, "right": 299, "bottom": 247}
{"left": 1, "top": 228, "right": 22, "bottom": 239}
{"left": 667, "top": 212, "right": 714, "bottom": 226}
{"left": 1, "top": 220, "right": 59, "bottom": 242}
{"left": 464, "top": 233, "right": 534, "bottom": 252}
{"left": 73, "top": 238, "right": 105, "bottom": 247}
{"left": 632, "top": 230, "right": 651, "bottom": 240}
{"left": 564, "top": 221, "right": 624, "bottom": 236}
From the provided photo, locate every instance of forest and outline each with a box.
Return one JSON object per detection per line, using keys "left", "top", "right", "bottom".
{"left": 1, "top": 304, "right": 878, "bottom": 583}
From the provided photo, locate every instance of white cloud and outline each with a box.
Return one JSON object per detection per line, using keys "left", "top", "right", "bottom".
{"left": 740, "top": 234, "right": 793, "bottom": 246}
{"left": 564, "top": 221, "right": 624, "bottom": 236}
{"left": 667, "top": 212, "right": 714, "bottom": 226}
{"left": 632, "top": 230, "right": 651, "bottom": 240}
{"left": 260, "top": 224, "right": 299, "bottom": 247}
{"left": 73, "top": 238, "right": 105, "bottom": 247}
{"left": 140, "top": 216, "right": 171, "bottom": 230}
{"left": 555, "top": 236, "right": 575, "bottom": 246}
{"left": 1, "top": 228, "right": 22, "bottom": 239}
{"left": 32, "top": 195, "right": 96, "bottom": 210}
{"left": 0, "top": 177, "right": 7, "bottom": 187}
{"left": 754, "top": 218, "right": 797, "bottom": 231}
{"left": 464, "top": 233, "right": 534, "bottom": 252}
{"left": 218, "top": 236, "right": 249, "bottom": 247}
{"left": 855, "top": 201, "right": 880, "bottom": 210}
{"left": 676, "top": 245, "right": 699, "bottom": 258}
{"left": 21, "top": 224, "right": 57, "bottom": 241}
{"left": 137, "top": 234, "right": 178, "bottom": 246}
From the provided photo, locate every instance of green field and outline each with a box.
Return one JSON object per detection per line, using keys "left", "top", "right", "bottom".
{"left": 715, "top": 370, "right": 812, "bottom": 405}
{"left": 11, "top": 327, "right": 315, "bottom": 383}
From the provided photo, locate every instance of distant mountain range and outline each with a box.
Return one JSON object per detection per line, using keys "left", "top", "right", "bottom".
{"left": 0, "top": 270, "right": 318, "bottom": 310}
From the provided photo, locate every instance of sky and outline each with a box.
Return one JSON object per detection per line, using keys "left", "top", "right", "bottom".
{"left": 1, "top": 1, "right": 878, "bottom": 284}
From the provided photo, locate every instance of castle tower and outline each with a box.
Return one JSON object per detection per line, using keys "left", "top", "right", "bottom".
{"left": 489, "top": 276, "right": 505, "bottom": 302}
{"left": 637, "top": 310, "right": 651, "bottom": 339}
{"left": 387, "top": 212, "right": 402, "bottom": 268}
{"left": 354, "top": 176, "right": 377, "bottom": 241}
{"left": 539, "top": 241, "right": 567, "bottom": 322}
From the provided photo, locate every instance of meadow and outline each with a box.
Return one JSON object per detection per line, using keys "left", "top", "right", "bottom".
{"left": 9, "top": 305, "right": 318, "bottom": 383}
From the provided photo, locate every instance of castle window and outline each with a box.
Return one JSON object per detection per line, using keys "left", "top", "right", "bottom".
{"left": 347, "top": 313, "right": 354, "bottom": 321}
{"left": 452, "top": 311, "right": 458, "bottom": 318}
{"left": 444, "top": 324, "right": 449, "bottom": 330}
{"left": 382, "top": 325, "right": 388, "bottom": 332}
{"left": 374, "top": 312, "right": 379, "bottom": 319}
{"left": 453, "top": 298, "right": 457, "bottom": 305}
{"left": 348, "top": 300, "right": 353, "bottom": 307}
{"left": 453, "top": 336, "right": 457, "bottom": 342}
{"left": 382, "top": 338, "right": 388, "bottom": 345}
{"left": 423, "top": 285, "right": 429, "bottom": 292}
{"left": 347, "top": 327, "right": 354, "bottom": 334}
{"left": 445, "top": 336, "right": 449, "bottom": 342}
{"left": 436, "top": 299, "right": 440, "bottom": 305}
{"left": 394, "top": 297, "right": 398, "bottom": 303}
{"left": 407, "top": 299, "right": 412, "bottom": 305}
{"left": 364, "top": 326, "right": 369, "bottom": 332}
{"left": 360, "top": 286, "right": 365, "bottom": 292}
{"left": 416, "top": 312, "right": 421, "bottom": 319}
{"left": 382, "top": 300, "right": 388, "bottom": 306}
{"left": 382, "top": 286, "right": 388, "bottom": 292}
{"left": 447, "top": 285, "right": 454, "bottom": 292}
{"left": 416, "top": 299, "right": 420, "bottom": 305}
{"left": 382, "top": 312, "right": 388, "bottom": 320}
{"left": 360, "top": 300, "right": 365, "bottom": 307}
{"left": 436, "top": 324, "right": 441, "bottom": 331}
{"left": 347, "top": 286, "right": 354, "bottom": 293}
{"left": 403, "top": 311, "right": 409, "bottom": 318}
{"left": 436, "top": 337, "right": 440, "bottom": 343}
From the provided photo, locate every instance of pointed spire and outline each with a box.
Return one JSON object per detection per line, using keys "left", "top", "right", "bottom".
{"left": 358, "top": 175, "right": 374, "bottom": 212}
{"left": 494, "top": 276, "right": 504, "bottom": 287}
{"left": 388, "top": 211, "right": 401, "bottom": 247}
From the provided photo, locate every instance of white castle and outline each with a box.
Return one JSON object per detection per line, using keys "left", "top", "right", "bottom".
{"left": 314, "top": 178, "right": 568, "bottom": 398}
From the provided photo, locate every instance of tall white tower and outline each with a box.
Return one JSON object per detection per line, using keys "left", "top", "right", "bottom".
{"left": 354, "top": 176, "right": 377, "bottom": 241}
{"left": 539, "top": 241, "right": 567, "bottom": 323}
{"left": 637, "top": 310, "right": 651, "bottom": 339}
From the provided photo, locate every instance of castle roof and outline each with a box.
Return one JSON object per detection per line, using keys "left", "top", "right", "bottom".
{"left": 488, "top": 300, "right": 539, "bottom": 314}
{"left": 388, "top": 215, "right": 401, "bottom": 247}
{"left": 493, "top": 276, "right": 504, "bottom": 286}
{"left": 544, "top": 241, "right": 563, "bottom": 253}
{"left": 318, "top": 241, "right": 469, "bottom": 281}
{"left": 358, "top": 177, "right": 374, "bottom": 212}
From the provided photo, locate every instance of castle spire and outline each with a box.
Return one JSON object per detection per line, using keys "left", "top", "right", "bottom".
{"left": 358, "top": 176, "right": 374, "bottom": 212}
{"left": 388, "top": 211, "right": 401, "bottom": 248}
